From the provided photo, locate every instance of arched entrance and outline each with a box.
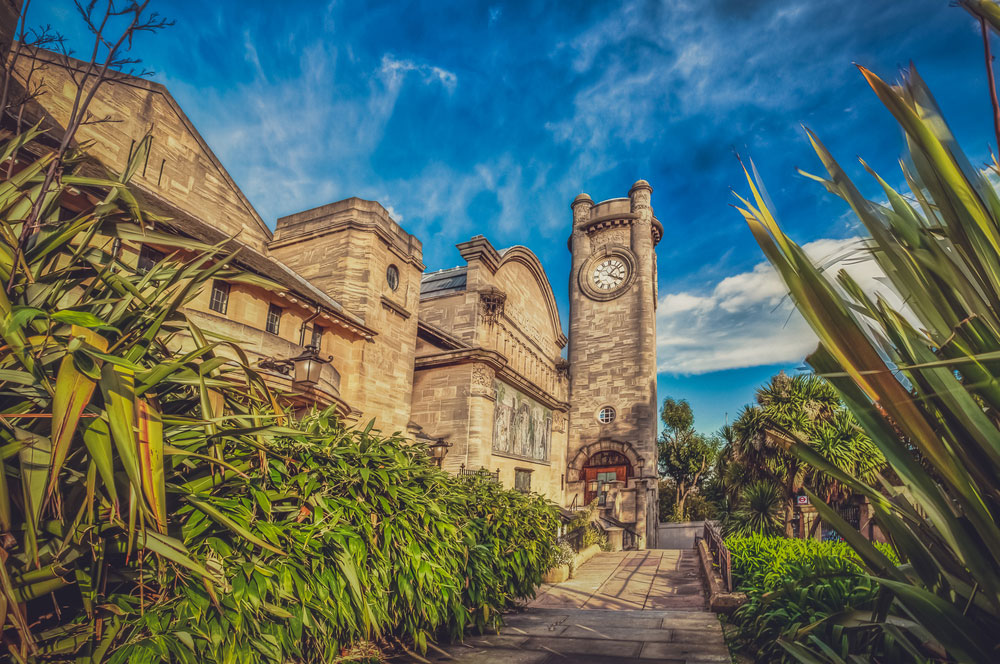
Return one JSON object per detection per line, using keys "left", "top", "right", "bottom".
{"left": 583, "top": 450, "right": 633, "bottom": 505}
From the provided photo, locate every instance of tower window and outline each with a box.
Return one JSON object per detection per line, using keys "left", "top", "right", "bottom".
{"left": 137, "top": 244, "right": 165, "bottom": 274}
{"left": 266, "top": 304, "right": 282, "bottom": 335}
{"left": 597, "top": 406, "right": 616, "bottom": 424}
{"left": 208, "top": 280, "right": 229, "bottom": 315}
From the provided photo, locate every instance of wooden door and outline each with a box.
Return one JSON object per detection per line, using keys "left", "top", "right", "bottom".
{"left": 583, "top": 464, "right": 628, "bottom": 505}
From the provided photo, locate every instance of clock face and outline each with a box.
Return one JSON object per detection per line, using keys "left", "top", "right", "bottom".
{"left": 592, "top": 258, "right": 627, "bottom": 291}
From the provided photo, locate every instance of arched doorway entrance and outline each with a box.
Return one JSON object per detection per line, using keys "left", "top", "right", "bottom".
{"left": 583, "top": 450, "right": 633, "bottom": 505}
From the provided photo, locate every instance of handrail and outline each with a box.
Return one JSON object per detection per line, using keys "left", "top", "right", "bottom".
{"left": 558, "top": 525, "right": 586, "bottom": 552}
{"left": 601, "top": 514, "right": 639, "bottom": 550}
{"left": 702, "top": 521, "right": 732, "bottom": 591}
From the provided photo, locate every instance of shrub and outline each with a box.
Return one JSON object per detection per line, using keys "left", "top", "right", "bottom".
{"left": 0, "top": 131, "right": 558, "bottom": 663}
{"left": 108, "top": 413, "right": 559, "bottom": 663}
{"left": 582, "top": 524, "right": 610, "bottom": 551}
{"left": 553, "top": 541, "right": 575, "bottom": 569}
{"left": 734, "top": 3, "right": 1000, "bottom": 659}
{"left": 725, "top": 535, "right": 898, "bottom": 663}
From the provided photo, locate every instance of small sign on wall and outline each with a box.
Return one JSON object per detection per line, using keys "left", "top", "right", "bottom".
{"left": 797, "top": 495, "right": 809, "bottom": 505}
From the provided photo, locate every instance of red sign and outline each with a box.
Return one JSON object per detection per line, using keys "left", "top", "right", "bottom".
{"left": 797, "top": 495, "right": 809, "bottom": 505}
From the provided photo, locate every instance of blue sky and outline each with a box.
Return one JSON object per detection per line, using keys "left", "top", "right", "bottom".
{"left": 32, "top": 1, "right": 994, "bottom": 433}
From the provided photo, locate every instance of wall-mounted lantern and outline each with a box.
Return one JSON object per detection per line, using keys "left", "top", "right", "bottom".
{"left": 429, "top": 437, "right": 451, "bottom": 467}
{"left": 258, "top": 345, "right": 333, "bottom": 389}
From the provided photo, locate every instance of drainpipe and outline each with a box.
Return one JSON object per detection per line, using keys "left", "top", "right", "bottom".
{"left": 298, "top": 308, "right": 321, "bottom": 347}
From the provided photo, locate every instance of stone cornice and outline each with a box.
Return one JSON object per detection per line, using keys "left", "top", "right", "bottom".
{"left": 413, "top": 347, "right": 569, "bottom": 412}
{"left": 380, "top": 295, "right": 411, "bottom": 320}
{"left": 456, "top": 235, "right": 501, "bottom": 273}
{"left": 416, "top": 320, "right": 469, "bottom": 350}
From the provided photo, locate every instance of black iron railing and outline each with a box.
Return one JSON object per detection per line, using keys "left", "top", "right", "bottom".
{"left": 703, "top": 521, "right": 732, "bottom": 592}
{"left": 835, "top": 504, "right": 861, "bottom": 530}
{"left": 558, "top": 526, "right": 585, "bottom": 552}
{"left": 601, "top": 514, "right": 639, "bottom": 551}
{"left": 457, "top": 465, "right": 500, "bottom": 483}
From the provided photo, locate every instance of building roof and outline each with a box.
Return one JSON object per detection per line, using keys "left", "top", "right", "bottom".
{"left": 421, "top": 266, "right": 467, "bottom": 296}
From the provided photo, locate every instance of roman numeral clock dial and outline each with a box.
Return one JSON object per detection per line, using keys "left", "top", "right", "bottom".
{"left": 592, "top": 258, "right": 627, "bottom": 290}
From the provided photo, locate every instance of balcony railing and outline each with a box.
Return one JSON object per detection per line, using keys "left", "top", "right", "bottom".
{"left": 457, "top": 465, "right": 500, "bottom": 483}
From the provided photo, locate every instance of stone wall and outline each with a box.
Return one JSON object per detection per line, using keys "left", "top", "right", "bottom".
{"left": 412, "top": 237, "right": 569, "bottom": 503}
{"left": 270, "top": 198, "right": 423, "bottom": 435}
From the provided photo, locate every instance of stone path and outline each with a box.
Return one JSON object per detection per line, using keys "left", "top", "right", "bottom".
{"left": 409, "top": 550, "right": 730, "bottom": 663}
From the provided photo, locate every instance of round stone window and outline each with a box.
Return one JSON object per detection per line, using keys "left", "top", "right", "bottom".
{"left": 597, "top": 406, "right": 616, "bottom": 424}
{"left": 386, "top": 264, "right": 400, "bottom": 291}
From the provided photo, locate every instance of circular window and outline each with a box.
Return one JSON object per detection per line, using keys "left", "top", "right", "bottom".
{"left": 386, "top": 264, "right": 399, "bottom": 291}
{"left": 597, "top": 406, "right": 616, "bottom": 424}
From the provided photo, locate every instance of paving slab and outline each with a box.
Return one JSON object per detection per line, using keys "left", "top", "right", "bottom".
{"left": 396, "top": 550, "right": 730, "bottom": 664}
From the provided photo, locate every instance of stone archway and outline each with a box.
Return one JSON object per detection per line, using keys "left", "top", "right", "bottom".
{"left": 567, "top": 439, "right": 645, "bottom": 484}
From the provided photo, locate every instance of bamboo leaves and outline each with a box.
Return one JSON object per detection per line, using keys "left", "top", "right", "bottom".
{"left": 46, "top": 326, "right": 107, "bottom": 503}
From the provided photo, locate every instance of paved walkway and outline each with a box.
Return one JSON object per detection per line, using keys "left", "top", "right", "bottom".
{"left": 411, "top": 550, "right": 730, "bottom": 663}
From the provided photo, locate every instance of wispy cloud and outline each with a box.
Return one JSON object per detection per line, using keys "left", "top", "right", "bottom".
{"left": 656, "top": 236, "right": 896, "bottom": 375}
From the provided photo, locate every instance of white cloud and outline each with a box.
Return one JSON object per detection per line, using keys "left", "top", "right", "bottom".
{"left": 379, "top": 54, "right": 457, "bottom": 92}
{"left": 657, "top": 236, "right": 897, "bottom": 375}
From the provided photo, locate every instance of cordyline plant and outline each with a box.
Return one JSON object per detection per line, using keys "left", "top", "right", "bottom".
{"left": 0, "top": 129, "right": 558, "bottom": 663}
{"left": 0, "top": 128, "right": 305, "bottom": 660}
{"left": 733, "top": 9, "right": 1000, "bottom": 662}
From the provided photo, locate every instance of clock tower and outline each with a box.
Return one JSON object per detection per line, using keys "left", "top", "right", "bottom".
{"left": 566, "top": 180, "right": 662, "bottom": 549}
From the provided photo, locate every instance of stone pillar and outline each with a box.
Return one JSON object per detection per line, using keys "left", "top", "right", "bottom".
{"left": 634, "top": 478, "right": 648, "bottom": 549}
{"left": 567, "top": 193, "right": 593, "bottom": 507}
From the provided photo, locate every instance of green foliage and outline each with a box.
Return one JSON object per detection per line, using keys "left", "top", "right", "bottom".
{"left": 734, "top": 4, "right": 1000, "bottom": 658}
{"left": 657, "top": 396, "right": 720, "bottom": 521}
{"left": 723, "top": 480, "right": 784, "bottom": 538}
{"left": 658, "top": 480, "right": 716, "bottom": 521}
{"left": 0, "top": 132, "right": 558, "bottom": 663}
{"left": 553, "top": 541, "right": 575, "bottom": 568}
{"left": 725, "top": 535, "right": 899, "bottom": 663}
{"left": 582, "top": 524, "right": 610, "bottom": 551}
{"left": 109, "top": 415, "right": 558, "bottom": 663}
{"left": 722, "top": 373, "right": 883, "bottom": 538}
{"left": 659, "top": 396, "right": 694, "bottom": 432}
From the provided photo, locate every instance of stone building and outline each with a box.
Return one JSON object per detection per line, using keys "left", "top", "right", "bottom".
{"left": 413, "top": 237, "right": 570, "bottom": 496}
{"left": 8, "top": 47, "right": 660, "bottom": 547}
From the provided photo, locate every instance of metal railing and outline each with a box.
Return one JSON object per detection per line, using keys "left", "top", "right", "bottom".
{"left": 601, "top": 514, "right": 639, "bottom": 551}
{"left": 558, "top": 526, "right": 585, "bottom": 552}
{"left": 457, "top": 465, "right": 500, "bottom": 483}
{"left": 703, "top": 521, "right": 732, "bottom": 592}
{"left": 835, "top": 504, "right": 861, "bottom": 530}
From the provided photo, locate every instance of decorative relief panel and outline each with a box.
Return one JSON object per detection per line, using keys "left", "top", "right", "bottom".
{"left": 552, "top": 410, "right": 567, "bottom": 433}
{"left": 492, "top": 381, "right": 551, "bottom": 461}
{"left": 471, "top": 363, "right": 495, "bottom": 395}
{"left": 591, "top": 229, "right": 626, "bottom": 249}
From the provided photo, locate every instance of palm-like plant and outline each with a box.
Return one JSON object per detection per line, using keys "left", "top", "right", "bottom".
{"left": 726, "top": 372, "right": 882, "bottom": 536}
{"left": 734, "top": 5, "right": 1000, "bottom": 655}
{"left": 726, "top": 480, "right": 784, "bottom": 538}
